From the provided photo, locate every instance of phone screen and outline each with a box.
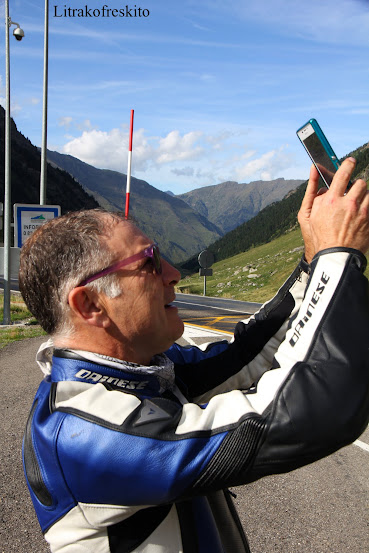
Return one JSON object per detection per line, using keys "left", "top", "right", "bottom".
{"left": 297, "top": 122, "right": 337, "bottom": 187}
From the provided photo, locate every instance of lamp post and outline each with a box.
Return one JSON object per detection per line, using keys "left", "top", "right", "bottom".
{"left": 40, "top": 0, "right": 49, "bottom": 205}
{"left": 2, "top": 0, "right": 25, "bottom": 325}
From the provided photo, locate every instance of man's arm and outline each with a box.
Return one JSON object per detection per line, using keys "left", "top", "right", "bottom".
{"left": 169, "top": 258, "right": 309, "bottom": 400}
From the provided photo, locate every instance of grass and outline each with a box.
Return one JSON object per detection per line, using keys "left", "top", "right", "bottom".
{"left": 177, "top": 228, "right": 305, "bottom": 303}
{"left": 0, "top": 293, "right": 46, "bottom": 349}
{"left": 177, "top": 227, "right": 369, "bottom": 304}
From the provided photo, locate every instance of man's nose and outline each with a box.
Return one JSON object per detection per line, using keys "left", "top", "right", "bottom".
{"left": 161, "top": 259, "right": 181, "bottom": 286}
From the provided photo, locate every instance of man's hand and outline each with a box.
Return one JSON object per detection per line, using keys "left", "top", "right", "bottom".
{"left": 298, "top": 158, "right": 369, "bottom": 261}
{"left": 310, "top": 158, "right": 369, "bottom": 255}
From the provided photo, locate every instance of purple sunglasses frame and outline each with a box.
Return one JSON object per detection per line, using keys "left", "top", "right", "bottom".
{"left": 77, "top": 244, "right": 162, "bottom": 287}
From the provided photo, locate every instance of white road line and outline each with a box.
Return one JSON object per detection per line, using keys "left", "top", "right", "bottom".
{"left": 183, "top": 324, "right": 231, "bottom": 339}
{"left": 181, "top": 324, "right": 231, "bottom": 349}
{"left": 175, "top": 300, "right": 253, "bottom": 314}
{"left": 353, "top": 439, "right": 369, "bottom": 453}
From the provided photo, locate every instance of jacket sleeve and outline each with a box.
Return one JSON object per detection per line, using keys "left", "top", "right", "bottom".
{"left": 187, "top": 248, "right": 369, "bottom": 494}
{"left": 169, "top": 257, "right": 310, "bottom": 401}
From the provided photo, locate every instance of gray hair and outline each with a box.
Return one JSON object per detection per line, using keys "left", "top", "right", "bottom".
{"left": 19, "top": 209, "right": 128, "bottom": 338}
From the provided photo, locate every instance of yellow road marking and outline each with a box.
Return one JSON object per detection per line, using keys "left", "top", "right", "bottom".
{"left": 183, "top": 322, "right": 233, "bottom": 335}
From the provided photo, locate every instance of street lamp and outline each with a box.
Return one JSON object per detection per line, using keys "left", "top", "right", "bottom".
{"left": 40, "top": 0, "right": 49, "bottom": 205}
{"left": 2, "top": 1, "right": 25, "bottom": 325}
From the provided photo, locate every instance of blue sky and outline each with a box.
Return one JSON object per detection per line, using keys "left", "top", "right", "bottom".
{"left": 1, "top": 0, "right": 369, "bottom": 194}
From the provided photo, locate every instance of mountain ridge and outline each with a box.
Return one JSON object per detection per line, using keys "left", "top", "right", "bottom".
{"left": 46, "top": 149, "right": 223, "bottom": 264}
{"left": 177, "top": 177, "right": 305, "bottom": 234}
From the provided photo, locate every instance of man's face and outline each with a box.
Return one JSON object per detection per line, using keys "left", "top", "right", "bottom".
{"left": 100, "top": 220, "right": 184, "bottom": 364}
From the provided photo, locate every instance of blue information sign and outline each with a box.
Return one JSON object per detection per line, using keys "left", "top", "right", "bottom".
{"left": 14, "top": 204, "right": 61, "bottom": 247}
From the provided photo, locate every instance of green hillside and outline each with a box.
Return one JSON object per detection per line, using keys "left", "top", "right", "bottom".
{"left": 177, "top": 228, "right": 305, "bottom": 303}
{"left": 177, "top": 226, "right": 369, "bottom": 304}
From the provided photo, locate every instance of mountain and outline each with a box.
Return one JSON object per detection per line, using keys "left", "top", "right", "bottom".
{"left": 177, "top": 178, "right": 305, "bottom": 234}
{"left": 0, "top": 106, "right": 99, "bottom": 219}
{"left": 179, "top": 140, "right": 369, "bottom": 274}
{"left": 46, "top": 150, "right": 223, "bottom": 264}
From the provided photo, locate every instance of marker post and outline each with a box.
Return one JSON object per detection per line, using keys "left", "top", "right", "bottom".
{"left": 125, "top": 109, "right": 134, "bottom": 219}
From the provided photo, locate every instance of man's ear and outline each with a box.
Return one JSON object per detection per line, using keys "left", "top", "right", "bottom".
{"left": 67, "top": 287, "right": 111, "bottom": 328}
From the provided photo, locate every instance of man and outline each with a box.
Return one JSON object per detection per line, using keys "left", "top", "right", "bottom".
{"left": 21, "top": 159, "right": 369, "bottom": 553}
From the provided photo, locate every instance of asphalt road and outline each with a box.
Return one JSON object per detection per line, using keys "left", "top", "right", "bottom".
{"left": 0, "top": 298, "right": 368, "bottom": 552}
{"left": 174, "top": 291, "right": 261, "bottom": 334}
{"left": 0, "top": 278, "right": 19, "bottom": 293}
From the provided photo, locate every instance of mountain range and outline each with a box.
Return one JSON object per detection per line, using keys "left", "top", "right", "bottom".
{"left": 177, "top": 178, "right": 304, "bottom": 234}
{"left": 45, "top": 150, "right": 223, "bottom": 263}
{"left": 45, "top": 150, "right": 303, "bottom": 262}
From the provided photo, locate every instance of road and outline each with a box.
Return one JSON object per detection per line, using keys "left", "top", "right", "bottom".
{"left": 0, "top": 278, "right": 19, "bottom": 292}
{"left": 0, "top": 294, "right": 368, "bottom": 553}
{"left": 174, "top": 291, "right": 261, "bottom": 334}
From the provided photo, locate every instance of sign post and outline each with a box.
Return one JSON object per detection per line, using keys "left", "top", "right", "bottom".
{"left": 198, "top": 250, "right": 214, "bottom": 296}
{"left": 14, "top": 204, "right": 60, "bottom": 248}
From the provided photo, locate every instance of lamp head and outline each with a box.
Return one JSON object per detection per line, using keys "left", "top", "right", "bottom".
{"left": 13, "top": 27, "right": 25, "bottom": 41}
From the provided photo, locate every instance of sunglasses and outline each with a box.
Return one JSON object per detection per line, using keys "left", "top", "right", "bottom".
{"left": 77, "top": 244, "right": 162, "bottom": 287}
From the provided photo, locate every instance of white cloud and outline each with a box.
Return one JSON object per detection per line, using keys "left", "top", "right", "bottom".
{"left": 235, "top": 146, "right": 293, "bottom": 182}
{"left": 63, "top": 128, "right": 133, "bottom": 172}
{"left": 62, "top": 127, "right": 206, "bottom": 172}
{"left": 157, "top": 130, "right": 204, "bottom": 164}
{"left": 171, "top": 166, "right": 195, "bottom": 177}
{"left": 58, "top": 116, "right": 73, "bottom": 128}
{"left": 76, "top": 119, "right": 95, "bottom": 131}
{"left": 60, "top": 126, "right": 297, "bottom": 187}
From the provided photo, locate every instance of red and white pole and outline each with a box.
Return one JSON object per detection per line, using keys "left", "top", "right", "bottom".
{"left": 125, "top": 109, "right": 134, "bottom": 218}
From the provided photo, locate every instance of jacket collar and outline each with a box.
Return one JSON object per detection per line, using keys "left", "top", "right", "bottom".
{"left": 36, "top": 340, "right": 175, "bottom": 394}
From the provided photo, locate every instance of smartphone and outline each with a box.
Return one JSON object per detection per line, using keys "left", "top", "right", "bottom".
{"left": 297, "top": 118, "right": 349, "bottom": 189}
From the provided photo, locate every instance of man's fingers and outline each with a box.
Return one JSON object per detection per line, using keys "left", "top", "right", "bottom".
{"left": 346, "top": 177, "right": 368, "bottom": 204}
{"left": 300, "top": 165, "right": 320, "bottom": 210}
{"left": 359, "top": 189, "right": 369, "bottom": 215}
{"left": 329, "top": 157, "right": 356, "bottom": 196}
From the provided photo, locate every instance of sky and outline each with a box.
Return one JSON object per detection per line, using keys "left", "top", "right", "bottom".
{"left": 1, "top": 0, "right": 369, "bottom": 195}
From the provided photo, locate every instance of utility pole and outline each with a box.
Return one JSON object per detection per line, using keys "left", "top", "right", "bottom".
{"left": 2, "top": 1, "right": 25, "bottom": 325}
{"left": 40, "top": 0, "right": 49, "bottom": 205}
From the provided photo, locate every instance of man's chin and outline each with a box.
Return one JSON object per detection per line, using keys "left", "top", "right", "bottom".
{"left": 168, "top": 318, "right": 185, "bottom": 346}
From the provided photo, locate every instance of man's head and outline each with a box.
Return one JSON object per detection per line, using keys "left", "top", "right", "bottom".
{"left": 19, "top": 209, "right": 184, "bottom": 363}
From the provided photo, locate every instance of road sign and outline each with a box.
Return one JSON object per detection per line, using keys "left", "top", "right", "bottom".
{"left": 199, "top": 268, "right": 213, "bottom": 276}
{"left": 198, "top": 250, "right": 215, "bottom": 296}
{"left": 14, "top": 204, "right": 61, "bottom": 247}
{"left": 198, "top": 250, "right": 214, "bottom": 268}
